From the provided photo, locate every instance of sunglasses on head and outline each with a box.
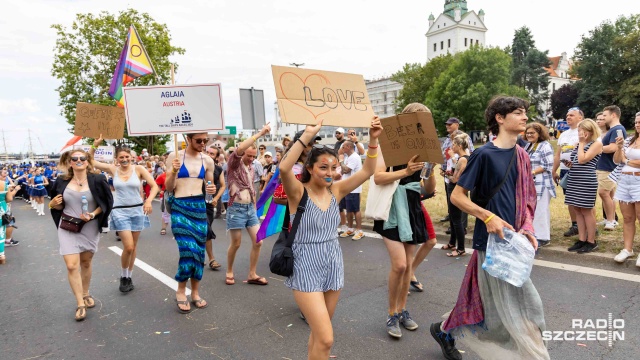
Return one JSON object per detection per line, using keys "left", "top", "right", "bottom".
{"left": 312, "top": 144, "right": 332, "bottom": 151}
{"left": 568, "top": 107, "right": 581, "bottom": 111}
{"left": 70, "top": 156, "right": 87, "bottom": 162}
{"left": 192, "top": 138, "right": 209, "bottom": 145}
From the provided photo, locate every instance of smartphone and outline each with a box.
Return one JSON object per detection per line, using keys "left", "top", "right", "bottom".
{"left": 616, "top": 129, "right": 623, "bottom": 139}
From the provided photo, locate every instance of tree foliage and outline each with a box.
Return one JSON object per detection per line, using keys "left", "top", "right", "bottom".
{"left": 51, "top": 9, "right": 185, "bottom": 154}
{"left": 550, "top": 83, "right": 579, "bottom": 120}
{"left": 573, "top": 15, "right": 640, "bottom": 125}
{"left": 391, "top": 54, "right": 453, "bottom": 112}
{"left": 510, "top": 27, "right": 551, "bottom": 117}
{"left": 425, "top": 46, "right": 529, "bottom": 135}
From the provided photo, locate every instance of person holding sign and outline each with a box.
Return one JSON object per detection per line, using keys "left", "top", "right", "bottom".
{"left": 165, "top": 133, "right": 217, "bottom": 313}
{"left": 91, "top": 135, "right": 159, "bottom": 293}
{"left": 372, "top": 103, "right": 434, "bottom": 339}
{"left": 279, "top": 116, "right": 381, "bottom": 360}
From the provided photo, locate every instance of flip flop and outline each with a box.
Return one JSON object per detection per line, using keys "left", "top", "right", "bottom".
{"left": 75, "top": 306, "right": 87, "bottom": 321}
{"left": 209, "top": 260, "right": 222, "bottom": 270}
{"left": 176, "top": 299, "right": 191, "bottom": 313}
{"left": 191, "top": 298, "right": 208, "bottom": 309}
{"left": 225, "top": 276, "right": 235, "bottom": 285}
{"left": 246, "top": 276, "right": 268, "bottom": 286}
{"left": 83, "top": 295, "right": 96, "bottom": 308}
{"left": 410, "top": 280, "right": 424, "bottom": 292}
{"left": 160, "top": 229, "right": 166, "bottom": 235}
{"left": 447, "top": 250, "right": 466, "bottom": 257}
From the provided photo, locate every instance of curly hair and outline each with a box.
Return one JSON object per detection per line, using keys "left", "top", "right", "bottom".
{"left": 485, "top": 96, "right": 529, "bottom": 136}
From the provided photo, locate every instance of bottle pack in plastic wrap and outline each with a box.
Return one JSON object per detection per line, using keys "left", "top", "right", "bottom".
{"left": 481, "top": 228, "right": 535, "bottom": 287}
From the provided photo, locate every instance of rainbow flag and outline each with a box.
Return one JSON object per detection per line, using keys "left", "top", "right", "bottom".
{"left": 256, "top": 167, "right": 288, "bottom": 242}
{"left": 109, "top": 25, "right": 154, "bottom": 108}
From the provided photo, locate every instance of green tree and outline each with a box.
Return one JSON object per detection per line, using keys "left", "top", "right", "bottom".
{"left": 425, "top": 46, "right": 529, "bottom": 135}
{"left": 391, "top": 54, "right": 453, "bottom": 112}
{"left": 510, "top": 27, "right": 551, "bottom": 117}
{"left": 550, "top": 83, "right": 579, "bottom": 120}
{"left": 573, "top": 15, "right": 640, "bottom": 125}
{"left": 51, "top": 9, "right": 185, "bottom": 154}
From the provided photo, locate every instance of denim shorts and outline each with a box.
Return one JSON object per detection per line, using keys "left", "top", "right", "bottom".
{"left": 345, "top": 193, "right": 360, "bottom": 212}
{"left": 226, "top": 203, "right": 260, "bottom": 230}
{"left": 559, "top": 169, "right": 569, "bottom": 195}
{"left": 614, "top": 174, "right": 640, "bottom": 204}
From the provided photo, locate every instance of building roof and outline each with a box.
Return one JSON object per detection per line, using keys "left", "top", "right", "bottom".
{"left": 544, "top": 55, "right": 578, "bottom": 79}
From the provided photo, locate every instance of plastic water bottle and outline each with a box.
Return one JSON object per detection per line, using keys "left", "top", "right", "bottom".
{"left": 205, "top": 181, "right": 214, "bottom": 203}
{"left": 482, "top": 228, "right": 535, "bottom": 287}
{"left": 81, "top": 195, "right": 89, "bottom": 214}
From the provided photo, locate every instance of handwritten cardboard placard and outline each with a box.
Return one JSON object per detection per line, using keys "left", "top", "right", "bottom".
{"left": 74, "top": 102, "right": 125, "bottom": 139}
{"left": 272, "top": 65, "right": 374, "bottom": 127}
{"left": 377, "top": 111, "right": 443, "bottom": 168}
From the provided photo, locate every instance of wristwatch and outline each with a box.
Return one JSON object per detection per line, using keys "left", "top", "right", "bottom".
{"left": 89, "top": 213, "right": 95, "bottom": 220}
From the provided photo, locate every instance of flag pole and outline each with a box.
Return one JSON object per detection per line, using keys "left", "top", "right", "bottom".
{"left": 131, "top": 24, "right": 163, "bottom": 86}
{"left": 171, "top": 64, "right": 178, "bottom": 156}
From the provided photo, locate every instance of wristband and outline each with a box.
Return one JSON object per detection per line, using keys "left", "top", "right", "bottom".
{"left": 89, "top": 213, "right": 95, "bottom": 220}
{"left": 296, "top": 139, "right": 306, "bottom": 147}
{"left": 366, "top": 152, "right": 378, "bottom": 159}
{"left": 484, "top": 214, "right": 495, "bottom": 224}
{"left": 368, "top": 144, "right": 378, "bottom": 149}
{"left": 91, "top": 145, "right": 97, "bottom": 150}
{"left": 251, "top": 136, "right": 258, "bottom": 142}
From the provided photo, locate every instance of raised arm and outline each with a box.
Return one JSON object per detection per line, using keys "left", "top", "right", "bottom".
{"left": 89, "top": 134, "right": 116, "bottom": 174}
{"left": 236, "top": 123, "right": 271, "bottom": 156}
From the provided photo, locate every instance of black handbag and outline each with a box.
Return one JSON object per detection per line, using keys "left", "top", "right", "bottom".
{"left": 269, "top": 189, "right": 308, "bottom": 277}
{"left": 470, "top": 147, "right": 517, "bottom": 208}
{"left": 60, "top": 213, "right": 86, "bottom": 233}
{"left": 1, "top": 213, "right": 13, "bottom": 226}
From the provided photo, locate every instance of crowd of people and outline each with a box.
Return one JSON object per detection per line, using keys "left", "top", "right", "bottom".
{"left": 1, "top": 98, "right": 639, "bottom": 359}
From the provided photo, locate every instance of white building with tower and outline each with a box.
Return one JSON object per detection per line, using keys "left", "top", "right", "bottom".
{"left": 425, "top": 0, "right": 487, "bottom": 60}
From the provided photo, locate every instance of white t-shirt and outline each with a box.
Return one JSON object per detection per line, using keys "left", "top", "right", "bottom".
{"left": 557, "top": 128, "right": 579, "bottom": 170}
{"left": 342, "top": 152, "right": 362, "bottom": 193}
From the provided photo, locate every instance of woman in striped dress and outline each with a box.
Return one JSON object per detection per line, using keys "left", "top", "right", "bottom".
{"left": 279, "top": 117, "right": 382, "bottom": 359}
{"left": 565, "top": 119, "right": 602, "bottom": 254}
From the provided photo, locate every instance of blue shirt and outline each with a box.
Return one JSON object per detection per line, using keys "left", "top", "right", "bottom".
{"left": 597, "top": 125, "right": 627, "bottom": 172}
{"left": 457, "top": 143, "right": 517, "bottom": 251}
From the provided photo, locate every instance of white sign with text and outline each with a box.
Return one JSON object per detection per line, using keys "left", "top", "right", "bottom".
{"left": 73, "top": 145, "right": 115, "bottom": 162}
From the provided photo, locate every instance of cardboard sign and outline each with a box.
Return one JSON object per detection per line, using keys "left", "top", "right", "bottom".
{"left": 272, "top": 65, "right": 374, "bottom": 127}
{"left": 74, "top": 102, "right": 125, "bottom": 139}
{"left": 377, "top": 112, "right": 443, "bottom": 167}
{"left": 72, "top": 145, "right": 115, "bottom": 162}
{"left": 123, "top": 84, "right": 224, "bottom": 136}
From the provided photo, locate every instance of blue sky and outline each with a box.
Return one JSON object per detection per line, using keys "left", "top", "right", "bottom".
{"left": 2, "top": 0, "right": 640, "bottom": 153}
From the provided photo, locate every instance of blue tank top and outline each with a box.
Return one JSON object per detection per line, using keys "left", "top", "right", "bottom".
{"left": 177, "top": 152, "right": 205, "bottom": 179}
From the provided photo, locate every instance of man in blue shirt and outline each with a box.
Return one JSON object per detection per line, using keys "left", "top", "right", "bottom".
{"left": 597, "top": 105, "right": 626, "bottom": 230}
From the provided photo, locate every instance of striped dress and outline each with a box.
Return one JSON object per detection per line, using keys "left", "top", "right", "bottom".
{"left": 564, "top": 142, "right": 601, "bottom": 209}
{"left": 285, "top": 194, "right": 343, "bottom": 293}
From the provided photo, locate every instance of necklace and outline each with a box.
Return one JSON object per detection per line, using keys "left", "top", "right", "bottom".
{"left": 74, "top": 176, "right": 87, "bottom": 187}
{"left": 306, "top": 186, "right": 328, "bottom": 205}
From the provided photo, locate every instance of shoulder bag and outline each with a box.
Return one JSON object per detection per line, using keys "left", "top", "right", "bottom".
{"left": 60, "top": 213, "right": 86, "bottom": 233}
{"left": 470, "top": 148, "right": 517, "bottom": 208}
{"left": 365, "top": 167, "right": 399, "bottom": 221}
{"left": 269, "top": 188, "right": 308, "bottom": 277}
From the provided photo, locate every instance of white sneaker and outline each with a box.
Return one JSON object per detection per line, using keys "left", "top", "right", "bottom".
{"left": 338, "top": 225, "right": 348, "bottom": 235}
{"left": 604, "top": 221, "right": 617, "bottom": 231}
{"left": 636, "top": 256, "right": 640, "bottom": 268}
{"left": 596, "top": 220, "right": 608, "bottom": 226}
{"left": 352, "top": 231, "right": 365, "bottom": 241}
{"left": 614, "top": 249, "right": 634, "bottom": 263}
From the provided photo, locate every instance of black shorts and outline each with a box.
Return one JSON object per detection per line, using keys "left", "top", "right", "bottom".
{"left": 206, "top": 203, "right": 216, "bottom": 241}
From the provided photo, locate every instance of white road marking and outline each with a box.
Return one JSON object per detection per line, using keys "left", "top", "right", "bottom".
{"left": 360, "top": 233, "right": 640, "bottom": 283}
{"left": 108, "top": 246, "right": 191, "bottom": 296}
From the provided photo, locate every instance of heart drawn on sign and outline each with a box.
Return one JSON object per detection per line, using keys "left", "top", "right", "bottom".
{"left": 279, "top": 72, "right": 333, "bottom": 120}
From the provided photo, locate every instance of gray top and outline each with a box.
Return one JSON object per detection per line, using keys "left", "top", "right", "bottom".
{"left": 113, "top": 168, "right": 143, "bottom": 207}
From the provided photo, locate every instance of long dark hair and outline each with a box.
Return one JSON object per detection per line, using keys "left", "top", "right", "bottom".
{"left": 300, "top": 146, "right": 338, "bottom": 183}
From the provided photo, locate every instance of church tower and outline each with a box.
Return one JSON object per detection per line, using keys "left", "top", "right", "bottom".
{"left": 425, "top": 0, "right": 487, "bottom": 61}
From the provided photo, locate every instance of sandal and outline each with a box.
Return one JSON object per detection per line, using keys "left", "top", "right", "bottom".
{"left": 191, "top": 298, "right": 208, "bottom": 309}
{"left": 246, "top": 276, "right": 268, "bottom": 285}
{"left": 83, "top": 295, "right": 96, "bottom": 308}
{"left": 160, "top": 229, "right": 167, "bottom": 235}
{"left": 441, "top": 244, "right": 455, "bottom": 250}
{"left": 75, "top": 306, "right": 87, "bottom": 321}
{"left": 176, "top": 299, "right": 191, "bottom": 314}
{"left": 225, "top": 276, "right": 235, "bottom": 285}
{"left": 209, "top": 259, "right": 222, "bottom": 270}
{"left": 447, "top": 250, "right": 466, "bottom": 257}
{"left": 410, "top": 280, "right": 424, "bottom": 292}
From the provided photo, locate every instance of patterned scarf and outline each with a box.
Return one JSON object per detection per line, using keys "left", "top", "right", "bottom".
{"left": 443, "top": 145, "right": 537, "bottom": 333}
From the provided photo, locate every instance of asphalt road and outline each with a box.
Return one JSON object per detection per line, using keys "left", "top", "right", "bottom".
{"left": 1, "top": 199, "right": 639, "bottom": 360}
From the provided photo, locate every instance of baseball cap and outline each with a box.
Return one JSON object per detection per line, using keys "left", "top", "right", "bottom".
{"left": 335, "top": 127, "right": 345, "bottom": 134}
{"left": 264, "top": 151, "right": 273, "bottom": 157}
{"left": 445, "top": 118, "right": 462, "bottom": 125}
{"left": 292, "top": 130, "right": 321, "bottom": 146}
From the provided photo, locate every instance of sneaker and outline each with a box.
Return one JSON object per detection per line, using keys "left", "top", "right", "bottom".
{"left": 5, "top": 239, "right": 19, "bottom": 247}
{"left": 399, "top": 309, "right": 418, "bottom": 331}
{"left": 604, "top": 221, "right": 617, "bottom": 231}
{"left": 127, "top": 278, "right": 134, "bottom": 291}
{"left": 563, "top": 225, "right": 579, "bottom": 237}
{"left": 221, "top": 209, "right": 226, "bottom": 215}
{"left": 386, "top": 314, "right": 402, "bottom": 338}
{"left": 338, "top": 225, "right": 348, "bottom": 236}
{"left": 537, "top": 240, "right": 550, "bottom": 247}
{"left": 596, "top": 219, "right": 608, "bottom": 226}
{"left": 439, "top": 215, "right": 450, "bottom": 223}
{"left": 351, "top": 231, "right": 365, "bottom": 241}
{"left": 568, "top": 240, "right": 586, "bottom": 252}
{"left": 340, "top": 229, "right": 355, "bottom": 238}
{"left": 636, "top": 256, "right": 640, "bottom": 268}
{"left": 119, "top": 277, "right": 130, "bottom": 292}
{"left": 577, "top": 241, "right": 599, "bottom": 254}
{"left": 430, "top": 322, "right": 462, "bottom": 360}
{"left": 614, "top": 249, "right": 634, "bottom": 263}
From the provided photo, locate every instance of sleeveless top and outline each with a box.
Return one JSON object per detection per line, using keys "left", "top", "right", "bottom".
{"left": 177, "top": 152, "right": 205, "bottom": 179}
{"left": 290, "top": 192, "right": 340, "bottom": 245}
{"left": 33, "top": 175, "right": 46, "bottom": 189}
{"left": 113, "top": 168, "right": 143, "bottom": 207}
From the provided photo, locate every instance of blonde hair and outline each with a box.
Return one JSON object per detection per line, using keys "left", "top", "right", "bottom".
{"left": 453, "top": 133, "right": 470, "bottom": 150}
{"left": 578, "top": 119, "right": 601, "bottom": 143}
{"left": 401, "top": 103, "right": 431, "bottom": 114}
{"left": 60, "top": 149, "right": 94, "bottom": 180}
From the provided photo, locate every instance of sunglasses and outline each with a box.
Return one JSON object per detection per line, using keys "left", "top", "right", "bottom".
{"left": 192, "top": 138, "right": 209, "bottom": 145}
{"left": 70, "top": 156, "right": 87, "bottom": 162}
{"left": 335, "top": 132, "right": 342, "bottom": 134}
{"left": 312, "top": 144, "right": 332, "bottom": 151}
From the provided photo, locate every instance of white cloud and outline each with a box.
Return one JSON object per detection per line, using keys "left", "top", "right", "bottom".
{"left": 0, "top": 98, "right": 41, "bottom": 115}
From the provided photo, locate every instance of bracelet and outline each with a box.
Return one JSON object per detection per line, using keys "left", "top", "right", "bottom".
{"left": 251, "top": 136, "right": 258, "bottom": 142}
{"left": 48, "top": 203, "right": 55, "bottom": 209}
{"left": 484, "top": 214, "right": 495, "bottom": 224}
{"left": 368, "top": 144, "right": 378, "bottom": 149}
{"left": 366, "top": 152, "right": 378, "bottom": 159}
{"left": 296, "top": 139, "right": 306, "bottom": 147}
{"left": 91, "top": 145, "right": 97, "bottom": 150}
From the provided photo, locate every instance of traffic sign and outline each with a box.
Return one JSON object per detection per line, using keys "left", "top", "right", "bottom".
{"left": 215, "top": 126, "right": 236, "bottom": 135}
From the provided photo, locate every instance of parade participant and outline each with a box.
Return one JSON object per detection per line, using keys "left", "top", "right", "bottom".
{"left": 565, "top": 120, "right": 602, "bottom": 253}
{"left": 29, "top": 168, "right": 49, "bottom": 216}
{"left": 443, "top": 133, "right": 471, "bottom": 256}
{"left": 409, "top": 165, "right": 438, "bottom": 292}
{"left": 430, "top": 96, "right": 548, "bottom": 360}
{"left": 280, "top": 116, "right": 381, "bottom": 359}
{"left": 440, "top": 118, "right": 474, "bottom": 226}
{"left": 154, "top": 171, "right": 170, "bottom": 236}
{"left": 372, "top": 103, "right": 432, "bottom": 338}
{"left": 91, "top": 136, "right": 159, "bottom": 292}
{"left": 553, "top": 107, "right": 582, "bottom": 237}
{"left": 337, "top": 129, "right": 365, "bottom": 156}
{"left": 612, "top": 112, "right": 640, "bottom": 264}
{"left": 225, "top": 123, "right": 271, "bottom": 286}
{"left": 257, "top": 144, "right": 268, "bottom": 166}
{"left": 282, "top": 136, "right": 291, "bottom": 148}
{"left": 0, "top": 180, "right": 20, "bottom": 264}
{"left": 597, "top": 106, "right": 626, "bottom": 230}
{"left": 260, "top": 151, "right": 275, "bottom": 192}
{"left": 165, "top": 133, "right": 216, "bottom": 312}
{"left": 205, "top": 146, "right": 225, "bottom": 270}
{"left": 49, "top": 150, "right": 113, "bottom": 321}
{"left": 339, "top": 141, "right": 365, "bottom": 240}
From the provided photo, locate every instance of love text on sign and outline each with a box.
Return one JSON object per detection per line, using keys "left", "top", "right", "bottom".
{"left": 378, "top": 111, "right": 443, "bottom": 167}
{"left": 272, "top": 65, "right": 374, "bottom": 127}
